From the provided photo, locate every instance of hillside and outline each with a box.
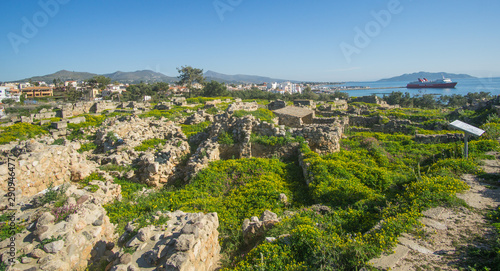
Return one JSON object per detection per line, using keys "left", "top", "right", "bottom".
{"left": 204, "top": 70, "right": 290, "bottom": 84}
{"left": 16, "top": 70, "right": 98, "bottom": 82}
{"left": 12, "top": 69, "right": 177, "bottom": 84}
{"left": 103, "top": 70, "right": 177, "bottom": 83}
{"left": 379, "top": 71, "right": 476, "bottom": 82}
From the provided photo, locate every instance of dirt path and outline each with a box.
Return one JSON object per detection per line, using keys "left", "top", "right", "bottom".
{"left": 369, "top": 152, "right": 500, "bottom": 270}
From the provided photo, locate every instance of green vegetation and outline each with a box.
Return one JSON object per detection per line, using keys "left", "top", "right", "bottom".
{"left": 0, "top": 212, "right": 25, "bottom": 241}
{"left": 102, "top": 122, "right": 497, "bottom": 270}
{"left": 186, "top": 97, "right": 233, "bottom": 104}
{"left": 134, "top": 138, "right": 167, "bottom": 152}
{"left": 77, "top": 142, "right": 97, "bottom": 153}
{"left": 250, "top": 133, "right": 302, "bottom": 146}
{"left": 0, "top": 122, "right": 49, "bottom": 145}
{"left": 79, "top": 172, "right": 106, "bottom": 190}
{"left": 36, "top": 182, "right": 68, "bottom": 208}
{"left": 138, "top": 106, "right": 202, "bottom": 120}
{"left": 51, "top": 138, "right": 65, "bottom": 145}
{"left": 181, "top": 121, "right": 211, "bottom": 139}
{"left": 36, "top": 236, "right": 64, "bottom": 249}
{"left": 218, "top": 131, "right": 236, "bottom": 145}
{"left": 463, "top": 205, "right": 500, "bottom": 270}
{"left": 233, "top": 108, "right": 275, "bottom": 122}
{"left": 67, "top": 114, "right": 107, "bottom": 141}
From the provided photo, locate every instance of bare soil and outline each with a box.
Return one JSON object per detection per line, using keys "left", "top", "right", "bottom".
{"left": 373, "top": 152, "right": 500, "bottom": 270}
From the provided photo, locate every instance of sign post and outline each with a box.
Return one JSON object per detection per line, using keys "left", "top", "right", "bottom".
{"left": 449, "top": 120, "right": 485, "bottom": 158}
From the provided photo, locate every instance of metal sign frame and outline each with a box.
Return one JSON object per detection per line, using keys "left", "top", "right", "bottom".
{"left": 449, "top": 120, "right": 485, "bottom": 158}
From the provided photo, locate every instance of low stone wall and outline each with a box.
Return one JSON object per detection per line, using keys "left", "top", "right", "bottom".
{"left": 312, "top": 117, "right": 342, "bottom": 125}
{"left": 227, "top": 102, "right": 258, "bottom": 113}
{"left": 414, "top": 133, "right": 464, "bottom": 144}
{"left": 0, "top": 140, "right": 98, "bottom": 199}
{"left": 292, "top": 124, "right": 344, "bottom": 154}
{"left": 111, "top": 211, "right": 220, "bottom": 271}
{"left": 267, "top": 100, "right": 286, "bottom": 111}
{"left": 31, "top": 111, "right": 56, "bottom": 120}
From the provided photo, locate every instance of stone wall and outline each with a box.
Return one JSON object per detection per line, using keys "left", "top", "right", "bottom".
{"left": 312, "top": 117, "right": 343, "bottom": 125}
{"left": 0, "top": 182, "right": 120, "bottom": 270}
{"left": 31, "top": 110, "right": 56, "bottom": 120}
{"left": 414, "top": 133, "right": 464, "bottom": 144}
{"left": 92, "top": 116, "right": 190, "bottom": 186}
{"left": 292, "top": 123, "right": 345, "bottom": 154}
{"left": 111, "top": 211, "right": 220, "bottom": 271}
{"left": 267, "top": 100, "right": 286, "bottom": 111}
{"left": 227, "top": 102, "right": 259, "bottom": 113}
{"left": 349, "top": 115, "right": 414, "bottom": 134}
{"left": 352, "top": 95, "right": 388, "bottom": 106}
{"left": 0, "top": 140, "right": 98, "bottom": 199}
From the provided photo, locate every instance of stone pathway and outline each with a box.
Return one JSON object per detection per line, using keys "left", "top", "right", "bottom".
{"left": 368, "top": 152, "right": 500, "bottom": 270}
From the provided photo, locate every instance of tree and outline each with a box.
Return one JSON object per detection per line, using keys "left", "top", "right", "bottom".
{"left": 177, "top": 66, "right": 205, "bottom": 97}
{"left": 203, "top": 81, "right": 228, "bottom": 97}
{"left": 67, "top": 89, "right": 83, "bottom": 102}
{"left": 86, "top": 76, "right": 111, "bottom": 90}
{"left": 1, "top": 99, "right": 16, "bottom": 105}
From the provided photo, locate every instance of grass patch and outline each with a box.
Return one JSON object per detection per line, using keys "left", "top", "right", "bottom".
{"left": 181, "top": 121, "right": 211, "bottom": 139}
{"left": 0, "top": 122, "right": 48, "bottom": 145}
{"left": 233, "top": 108, "right": 275, "bottom": 122}
{"left": 134, "top": 138, "right": 167, "bottom": 152}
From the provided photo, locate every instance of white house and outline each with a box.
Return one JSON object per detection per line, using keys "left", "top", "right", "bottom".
{"left": 65, "top": 81, "right": 78, "bottom": 88}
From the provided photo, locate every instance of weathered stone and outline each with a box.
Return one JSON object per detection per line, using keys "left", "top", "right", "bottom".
{"left": 136, "top": 226, "right": 154, "bottom": 242}
{"left": 29, "top": 248, "right": 46, "bottom": 259}
{"left": 44, "top": 240, "right": 65, "bottom": 253}
{"left": 119, "top": 253, "right": 132, "bottom": 265}
{"left": 175, "top": 234, "right": 195, "bottom": 251}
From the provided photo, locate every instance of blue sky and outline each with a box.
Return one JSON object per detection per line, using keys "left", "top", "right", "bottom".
{"left": 1, "top": 0, "right": 499, "bottom": 82}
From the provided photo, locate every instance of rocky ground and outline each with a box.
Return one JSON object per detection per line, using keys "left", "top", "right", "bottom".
{"left": 369, "top": 151, "right": 500, "bottom": 270}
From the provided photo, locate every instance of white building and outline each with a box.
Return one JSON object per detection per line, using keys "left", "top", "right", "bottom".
{"left": 65, "top": 81, "right": 78, "bottom": 88}
{"left": 0, "top": 87, "right": 20, "bottom": 102}
{"left": 267, "top": 82, "right": 302, "bottom": 94}
{"left": 0, "top": 87, "right": 9, "bottom": 101}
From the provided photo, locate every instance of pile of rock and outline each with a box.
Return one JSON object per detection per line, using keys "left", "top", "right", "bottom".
{"left": 0, "top": 182, "right": 120, "bottom": 270}
{"left": 241, "top": 210, "right": 280, "bottom": 245}
{"left": 184, "top": 110, "right": 213, "bottom": 125}
{"left": 111, "top": 210, "right": 220, "bottom": 271}
{"left": 133, "top": 139, "right": 190, "bottom": 186}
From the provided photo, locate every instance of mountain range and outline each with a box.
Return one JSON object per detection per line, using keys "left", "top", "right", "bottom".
{"left": 10, "top": 70, "right": 477, "bottom": 85}
{"left": 13, "top": 70, "right": 177, "bottom": 84}
{"left": 378, "top": 72, "right": 476, "bottom": 82}
{"left": 11, "top": 69, "right": 293, "bottom": 84}
{"left": 203, "top": 70, "right": 291, "bottom": 84}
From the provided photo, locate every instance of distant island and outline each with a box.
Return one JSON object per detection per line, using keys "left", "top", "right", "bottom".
{"left": 378, "top": 72, "right": 476, "bottom": 82}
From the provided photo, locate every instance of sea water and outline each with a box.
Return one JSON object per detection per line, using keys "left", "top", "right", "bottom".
{"left": 331, "top": 77, "right": 500, "bottom": 97}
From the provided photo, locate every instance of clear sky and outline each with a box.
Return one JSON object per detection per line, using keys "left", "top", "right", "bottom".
{"left": 1, "top": 0, "right": 499, "bottom": 82}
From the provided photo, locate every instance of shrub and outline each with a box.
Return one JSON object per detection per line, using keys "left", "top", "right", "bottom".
{"left": 77, "top": 142, "right": 97, "bottom": 153}
{"left": 218, "top": 131, "right": 235, "bottom": 145}
{"left": 36, "top": 183, "right": 67, "bottom": 207}
{"left": 0, "top": 122, "right": 48, "bottom": 144}
{"left": 51, "top": 138, "right": 65, "bottom": 145}
{"left": 181, "top": 121, "right": 211, "bottom": 139}
{"left": 233, "top": 108, "right": 275, "bottom": 122}
{"left": 51, "top": 204, "right": 79, "bottom": 223}
{"left": 250, "top": 133, "right": 300, "bottom": 146}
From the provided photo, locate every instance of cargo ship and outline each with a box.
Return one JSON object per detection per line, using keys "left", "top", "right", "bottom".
{"left": 406, "top": 77, "right": 457, "bottom": 88}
